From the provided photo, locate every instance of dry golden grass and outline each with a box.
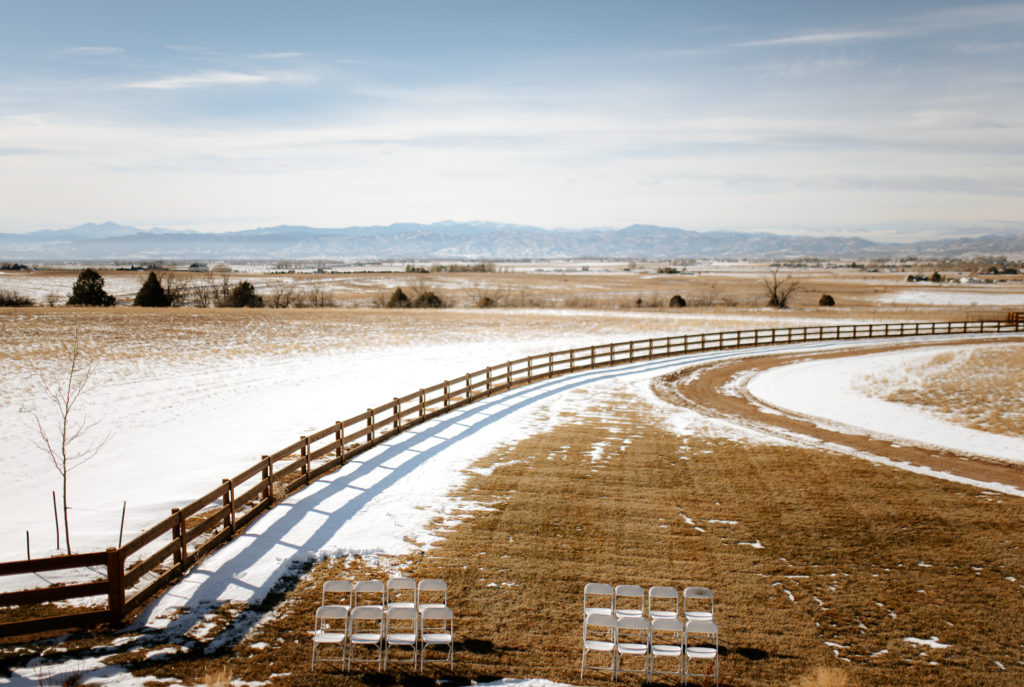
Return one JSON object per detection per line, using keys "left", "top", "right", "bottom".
{"left": 85, "top": 388, "right": 1023, "bottom": 687}
{"left": 858, "top": 344, "right": 1024, "bottom": 438}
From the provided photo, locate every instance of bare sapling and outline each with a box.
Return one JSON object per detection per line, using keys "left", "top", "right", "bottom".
{"left": 763, "top": 267, "right": 801, "bottom": 308}
{"left": 31, "top": 328, "right": 110, "bottom": 554}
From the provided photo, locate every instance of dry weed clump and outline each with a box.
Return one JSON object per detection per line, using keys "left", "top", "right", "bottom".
{"left": 862, "top": 344, "right": 1024, "bottom": 438}
{"left": 793, "top": 665, "right": 852, "bottom": 687}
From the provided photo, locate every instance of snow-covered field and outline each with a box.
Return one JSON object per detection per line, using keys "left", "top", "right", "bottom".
{"left": 746, "top": 344, "right": 1024, "bottom": 464}
{"left": 878, "top": 287, "right": 1024, "bottom": 307}
{"left": 3, "top": 326, "right": 1022, "bottom": 685}
{"left": 1, "top": 309, "right": 842, "bottom": 566}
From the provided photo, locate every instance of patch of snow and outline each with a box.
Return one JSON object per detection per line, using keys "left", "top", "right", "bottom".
{"left": 904, "top": 636, "right": 951, "bottom": 649}
{"left": 739, "top": 540, "right": 764, "bottom": 549}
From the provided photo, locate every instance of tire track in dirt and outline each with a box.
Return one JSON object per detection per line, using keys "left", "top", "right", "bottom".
{"left": 655, "top": 338, "right": 1024, "bottom": 491}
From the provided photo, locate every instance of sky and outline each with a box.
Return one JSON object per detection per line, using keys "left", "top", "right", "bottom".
{"left": 1, "top": 1, "right": 1022, "bottom": 239}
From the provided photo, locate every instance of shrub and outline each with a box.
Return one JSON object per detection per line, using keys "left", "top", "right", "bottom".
{"left": 930, "top": 271, "right": 942, "bottom": 283}
{"left": 413, "top": 290, "right": 446, "bottom": 308}
{"left": 668, "top": 294, "right": 686, "bottom": 307}
{"left": 223, "top": 281, "right": 263, "bottom": 308}
{"left": 66, "top": 268, "right": 116, "bottom": 306}
{"left": 0, "top": 289, "right": 33, "bottom": 306}
{"left": 477, "top": 296, "right": 497, "bottom": 308}
{"left": 133, "top": 272, "right": 171, "bottom": 307}
{"left": 387, "top": 287, "right": 411, "bottom": 308}
{"left": 819, "top": 293, "right": 836, "bottom": 307}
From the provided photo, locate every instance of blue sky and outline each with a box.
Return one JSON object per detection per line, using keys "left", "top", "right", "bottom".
{"left": 1, "top": 1, "right": 1022, "bottom": 239}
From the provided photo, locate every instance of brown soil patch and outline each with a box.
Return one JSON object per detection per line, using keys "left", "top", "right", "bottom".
{"left": 655, "top": 338, "right": 1024, "bottom": 491}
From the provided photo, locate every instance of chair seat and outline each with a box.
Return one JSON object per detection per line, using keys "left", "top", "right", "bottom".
{"left": 351, "top": 632, "right": 381, "bottom": 644}
{"left": 686, "top": 646, "right": 718, "bottom": 659}
{"left": 650, "top": 609, "right": 678, "bottom": 620}
{"left": 423, "top": 632, "right": 452, "bottom": 643}
{"left": 388, "top": 632, "right": 417, "bottom": 645}
{"left": 618, "top": 642, "right": 648, "bottom": 655}
{"left": 313, "top": 631, "right": 346, "bottom": 643}
{"left": 388, "top": 601, "right": 416, "bottom": 610}
{"left": 685, "top": 610, "right": 713, "bottom": 621}
{"left": 584, "top": 639, "right": 614, "bottom": 652}
{"left": 652, "top": 644, "right": 682, "bottom": 657}
{"left": 615, "top": 609, "right": 644, "bottom": 618}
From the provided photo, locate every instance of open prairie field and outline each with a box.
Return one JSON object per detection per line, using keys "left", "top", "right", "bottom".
{"left": 1, "top": 265, "right": 1023, "bottom": 686}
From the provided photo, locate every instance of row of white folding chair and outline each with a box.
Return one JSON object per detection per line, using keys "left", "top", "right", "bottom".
{"left": 311, "top": 603, "right": 455, "bottom": 672}
{"left": 583, "top": 583, "right": 713, "bottom": 622}
{"left": 322, "top": 578, "right": 447, "bottom": 613}
{"left": 580, "top": 613, "right": 718, "bottom": 685}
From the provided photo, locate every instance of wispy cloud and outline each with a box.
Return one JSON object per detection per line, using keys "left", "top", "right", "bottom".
{"left": 736, "top": 29, "right": 903, "bottom": 48}
{"left": 249, "top": 52, "right": 304, "bottom": 59}
{"left": 58, "top": 46, "right": 124, "bottom": 57}
{"left": 124, "top": 70, "right": 313, "bottom": 90}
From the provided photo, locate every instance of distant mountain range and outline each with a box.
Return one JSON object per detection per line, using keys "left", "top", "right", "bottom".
{"left": 2, "top": 221, "right": 1023, "bottom": 261}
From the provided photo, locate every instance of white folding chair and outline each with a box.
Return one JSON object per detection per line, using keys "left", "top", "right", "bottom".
{"left": 420, "top": 605, "right": 454, "bottom": 671}
{"left": 354, "top": 579, "right": 385, "bottom": 611}
{"left": 684, "top": 619, "right": 719, "bottom": 686}
{"left": 614, "top": 584, "right": 645, "bottom": 619}
{"left": 650, "top": 616, "right": 685, "bottom": 684}
{"left": 616, "top": 615, "right": 651, "bottom": 681}
{"left": 648, "top": 585, "right": 679, "bottom": 620}
{"left": 322, "top": 579, "right": 353, "bottom": 611}
{"left": 683, "top": 587, "right": 714, "bottom": 622}
{"left": 580, "top": 611, "right": 616, "bottom": 679}
{"left": 311, "top": 605, "right": 349, "bottom": 669}
{"left": 583, "top": 582, "right": 614, "bottom": 619}
{"left": 387, "top": 577, "right": 417, "bottom": 610}
{"left": 384, "top": 605, "right": 418, "bottom": 670}
{"left": 348, "top": 605, "right": 384, "bottom": 671}
{"left": 417, "top": 578, "right": 448, "bottom": 613}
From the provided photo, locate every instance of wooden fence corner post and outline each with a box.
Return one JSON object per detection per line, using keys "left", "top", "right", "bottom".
{"left": 106, "top": 546, "right": 125, "bottom": 625}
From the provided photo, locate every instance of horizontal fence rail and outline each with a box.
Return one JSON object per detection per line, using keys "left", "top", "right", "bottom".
{"left": 2, "top": 317, "right": 1022, "bottom": 638}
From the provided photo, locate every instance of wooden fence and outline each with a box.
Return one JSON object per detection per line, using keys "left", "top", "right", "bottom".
{"left": 2, "top": 318, "right": 1021, "bottom": 638}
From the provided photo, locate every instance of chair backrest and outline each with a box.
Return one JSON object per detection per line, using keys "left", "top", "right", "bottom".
{"left": 683, "top": 586, "right": 714, "bottom": 619}
{"left": 385, "top": 605, "right": 418, "bottom": 633}
{"left": 651, "top": 616, "right": 684, "bottom": 644}
{"left": 350, "top": 604, "right": 383, "bottom": 627}
{"left": 616, "top": 615, "right": 651, "bottom": 647}
{"left": 685, "top": 618, "right": 718, "bottom": 643}
{"left": 583, "top": 582, "right": 614, "bottom": 616}
{"left": 387, "top": 577, "right": 417, "bottom": 606}
{"left": 648, "top": 585, "right": 679, "bottom": 617}
{"left": 584, "top": 611, "right": 617, "bottom": 630}
{"left": 421, "top": 605, "right": 454, "bottom": 639}
{"left": 354, "top": 579, "right": 385, "bottom": 607}
{"left": 417, "top": 578, "right": 447, "bottom": 607}
{"left": 315, "top": 604, "right": 349, "bottom": 629}
{"left": 614, "top": 584, "right": 645, "bottom": 616}
{"left": 322, "top": 579, "right": 353, "bottom": 606}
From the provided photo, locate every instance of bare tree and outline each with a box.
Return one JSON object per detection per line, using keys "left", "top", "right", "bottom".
{"left": 32, "top": 328, "right": 109, "bottom": 554}
{"left": 763, "top": 268, "right": 801, "bottom": 308}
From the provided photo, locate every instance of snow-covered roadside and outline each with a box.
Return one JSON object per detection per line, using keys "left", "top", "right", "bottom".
{"left": 745, "top": 344, "right": 1024, "bottom": 465}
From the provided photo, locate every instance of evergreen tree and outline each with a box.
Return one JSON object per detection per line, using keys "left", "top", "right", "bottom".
{"left": 66, "top": 268, "right": 116, "bottom": 306}
{"left": 224, "top": 280, "right": 263, "bottom": 307}
{"left": 133, "top": 272, "right": 171, "bottom": 307}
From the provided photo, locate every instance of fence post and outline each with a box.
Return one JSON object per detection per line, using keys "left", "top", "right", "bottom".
{"left": 393, "top": 398, "right": 400, "bottom": 430}
{"left": 264, "top": 456, "right": 274, "bottom": 502}
{"left": 486, "top": 367, "right": 492, "bottom": 394}
{"left": 171, "top": 508, "right": 186, "bottom": 569}
{"left": 419, "top": 389, "right": 426, "bottom": 417}
{"left": 301, "top": 436, "right": 310, "bottom": 479}
{"left": 222, "top": 479, "right": 234, "bottom": 533}
{"left": 335, "top": 422, "right": 343, "bottom": 459}
{"left": 444, "top": 382, "right": 450, "bottom": 409}
{"left": 106, "top": 547, "right": 125, "bottom": 624}
{"left": 367, "top": 409, "right": 375, "bottom": 442}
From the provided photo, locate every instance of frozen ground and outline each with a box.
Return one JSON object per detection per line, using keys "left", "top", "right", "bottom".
{"left": 3, "top": 333, "right": 1021, "bottom": 685}
{"left": 746, "top": 344, "right": 1024, "bottom": 464}
{"left": 878, "top": 287, "right": 1024, "bottom": 307}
